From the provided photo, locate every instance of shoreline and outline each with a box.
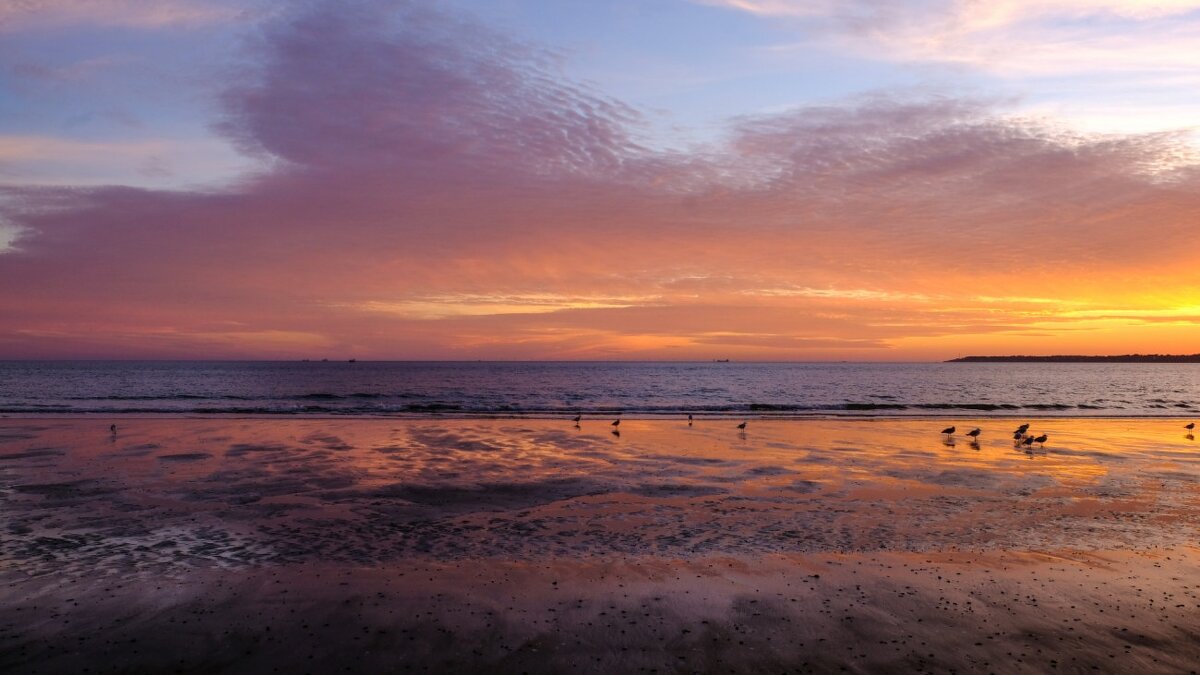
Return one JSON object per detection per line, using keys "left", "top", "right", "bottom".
{"left": 4, "top": 412, "right": 1200, "bottom": 420}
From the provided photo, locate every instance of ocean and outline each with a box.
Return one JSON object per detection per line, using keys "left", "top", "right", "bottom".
{"left": 1, "top": 360, "right": 1198, "bottom": 417}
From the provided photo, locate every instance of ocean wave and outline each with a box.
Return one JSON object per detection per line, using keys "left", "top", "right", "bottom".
{"left": 912, "top": 403, "right": 1023, "bottom": 411}
{"left": 2, "top": 362, "right": 1193, "bottom": 418}
{"left": 63, "top": 393, "right": 398, "bottom": 402}
{"left": 0, "top": 400, "right": 1163, "bottom": 417}
{"left": 63, "top": 394, "right": 254, "bottom": 401}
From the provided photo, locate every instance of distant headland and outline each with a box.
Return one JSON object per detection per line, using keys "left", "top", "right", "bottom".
{"left": 947, "top": 354, "right": 1200, "bottom": 363}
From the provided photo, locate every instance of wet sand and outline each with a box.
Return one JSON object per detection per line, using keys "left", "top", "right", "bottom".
{"left": 2, "top": 418, "right": 1198, "bottom": 673}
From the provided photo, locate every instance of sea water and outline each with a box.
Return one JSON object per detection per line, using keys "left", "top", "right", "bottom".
{"left": 2, "top": 360, "right": 1198, "bottom": 417}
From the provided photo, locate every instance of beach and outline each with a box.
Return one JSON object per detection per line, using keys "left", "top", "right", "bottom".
{"left": 6, "top": 0, "right": 1200, "bottom": 671}
{"left": 2, "top": 417, "right": 1198, "bottom": 673}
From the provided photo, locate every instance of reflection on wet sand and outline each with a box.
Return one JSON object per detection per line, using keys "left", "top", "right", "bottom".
{"left": 1, "top": 418, "right": 1198, "bottom": 672}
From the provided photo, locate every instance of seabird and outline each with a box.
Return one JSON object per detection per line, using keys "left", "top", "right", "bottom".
{"left": 941, "top": 426, "right": 956, "bottom": 438}
{"left": 966, "top": 428, "right": 981, "bottom": 441}
{"left": 1186, "top": 422, "right": 1195, "bottom": 430}
{"left": 1022, "top": 435, "right": 1035, "bottom": 451}
{"left": 1033, "top": 433, "right": 1048, "bottom": 447}
{"left": 736, "top": 420, "right": 747, "bottom": 431}
{"left": 1014, "top": 423, "right": 1030, "bottom": 435}
{"left": 611, "top": 419, "right": 620, "bottom": 427}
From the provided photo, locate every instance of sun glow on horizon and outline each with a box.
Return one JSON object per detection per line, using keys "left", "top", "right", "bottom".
{"left": 0, "top": 0, "right": 1198, "bottom": 359}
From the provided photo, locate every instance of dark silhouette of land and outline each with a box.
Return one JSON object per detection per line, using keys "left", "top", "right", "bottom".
{"left": 948, "top": 353, "right": 1200, "bottom": 363}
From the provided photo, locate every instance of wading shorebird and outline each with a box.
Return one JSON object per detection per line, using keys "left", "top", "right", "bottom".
{"left": 572, "top": 414, "right": 581, "bottom": 425}
{"left": 966, "top": 428, "right": 981, "bottom": 441}
{"left": 1186, "top": 422, "right": 1195, "bottom": 431}
{"left": 941, "top": 426, "right": 956, "bottom": 439}
{"left": 1022, "top": 435, "right": 1035, "bottom": 452}
{"left": 688, "top": 414, "right": 693, "bottom": 426}
{"left": 736, "top": 420, "right": 747, "bottom": 431}
{"left": 1033, "top": 433, "right": 1048, "bottom": 447}
{"left": 611, "top": 418, "right": 620, "bottom": 428}
{"left": 1014, "top": 423, "right": 1030, "bottom": 435}
{"left": 109, "top": 424, "right": 117, "bottom": 435}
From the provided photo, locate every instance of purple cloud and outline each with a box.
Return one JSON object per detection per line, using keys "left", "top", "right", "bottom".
{"left": 1, "top": 1, "right": 1198, "bottom": 359}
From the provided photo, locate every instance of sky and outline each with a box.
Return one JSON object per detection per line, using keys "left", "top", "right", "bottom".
{"left": 1, "top": 0, "right": 1199, "bottom": 360}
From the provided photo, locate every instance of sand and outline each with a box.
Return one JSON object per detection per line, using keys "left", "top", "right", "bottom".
{"left": 1, "top": 418, "right": 1198, "bottom": 673}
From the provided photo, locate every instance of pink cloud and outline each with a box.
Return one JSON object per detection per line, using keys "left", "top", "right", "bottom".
{"left": 1, "top": 1, "right": 1199, "bottom": 359}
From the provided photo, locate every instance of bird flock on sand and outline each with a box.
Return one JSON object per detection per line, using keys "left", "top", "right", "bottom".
{"left": 940, "top": 423, "right": 1048, "bottom": 451}
{"left": 103, "top": 417, "right": 1198, "bottom": 445}
{"left": 565, "top": 417, "right": 1198, "bottom": 443}
{"left": 939, "top": 420, "right": 1197, "bottom": 451}
{"left": 571, "top": 415, "right": 749, "bottom": 436}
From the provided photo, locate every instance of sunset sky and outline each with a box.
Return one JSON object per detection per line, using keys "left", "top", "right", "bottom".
{"left": 2, "top": 0, "right": 1199, "bottom": 360}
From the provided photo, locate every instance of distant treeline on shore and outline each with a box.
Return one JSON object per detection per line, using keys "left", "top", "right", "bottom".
{"left": 947, "top": 354, "right": 1200, "bottom": 363}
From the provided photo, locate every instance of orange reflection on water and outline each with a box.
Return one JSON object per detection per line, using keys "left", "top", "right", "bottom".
{"left": 1, "top": 417, "right": 1197, "bottom": 572}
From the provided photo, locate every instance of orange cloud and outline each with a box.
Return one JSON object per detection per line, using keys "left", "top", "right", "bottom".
{"left": 2, "top": 2, "right": 1199, "bottom": 360}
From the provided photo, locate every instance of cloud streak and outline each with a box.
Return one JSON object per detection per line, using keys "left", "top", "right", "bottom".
{"left": 0, "top": 0, "right": 252, "bottom": 31}
{"left": 709, "top": 0, "right": 1200, "bottom": 83}
{"left": 1, "top": 0, "right": 1199, "bottom": 359}
{"left": 0, "top": 135, "right": 252, "bottom": 187}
